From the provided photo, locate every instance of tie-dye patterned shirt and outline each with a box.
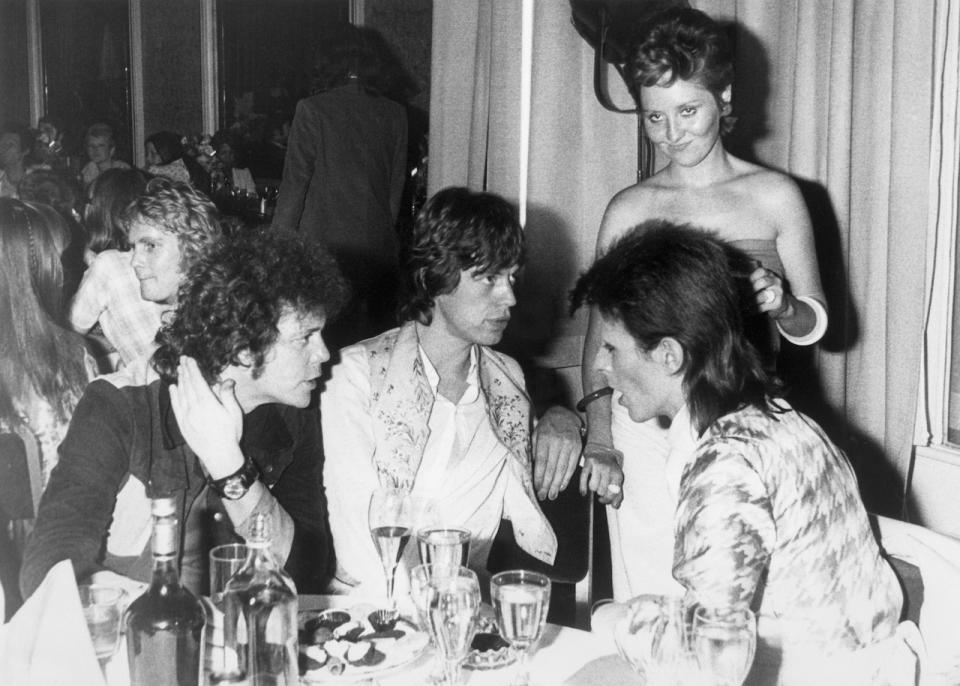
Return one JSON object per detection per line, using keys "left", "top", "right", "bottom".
{"left": 673, "top": 401, "right": 902, "bottom": 655}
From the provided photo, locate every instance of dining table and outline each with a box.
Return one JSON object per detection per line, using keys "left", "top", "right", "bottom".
{"left": 102, "top": 594, "right": 637, "bottom": 686}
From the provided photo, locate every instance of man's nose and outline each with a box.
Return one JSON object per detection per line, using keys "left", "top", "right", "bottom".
{"left": 499, "top": 281, "right": 517, "bottom": 307}
{"left": 312, "top": 337, "right": 330, "bottom": 366}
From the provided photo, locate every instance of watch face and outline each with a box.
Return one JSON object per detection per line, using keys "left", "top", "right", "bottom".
{"left": 222, "top": 476, "right": 247, "bottom": 500}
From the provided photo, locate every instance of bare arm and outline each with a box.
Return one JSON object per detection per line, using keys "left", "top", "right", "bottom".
{"left": 579, "top": 192, "right": 645, "bottom": 507}
{"left": 759, "top": 177, "right": 827, "bottom": 341}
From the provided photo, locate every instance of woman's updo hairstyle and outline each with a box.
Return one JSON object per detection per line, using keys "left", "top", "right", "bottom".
{"left": 629, "top": 7, "right": 735, "bottom": 132}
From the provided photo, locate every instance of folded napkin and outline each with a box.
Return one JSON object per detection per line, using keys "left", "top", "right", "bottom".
{"left": 0, "top": 559, "right": 107, "bottom": 686}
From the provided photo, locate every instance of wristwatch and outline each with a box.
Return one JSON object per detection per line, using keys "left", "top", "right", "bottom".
{"left": 209, "top": 457, "right": 260, "bottom": 500}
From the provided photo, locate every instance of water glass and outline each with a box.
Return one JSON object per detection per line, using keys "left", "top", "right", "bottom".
{"left": 209, "top": 542, "right": 248, "bottom": 598}
{"left": 491, "top": 570, "right": 551, "bottom": 686}
{"left": 418, "top": 527, "right": 471, "bottom": 567}
{"left": 204, "top": 543, "right": 248, "bottom": 684}
{"left": 691, "top": 605, "right": 756, "bottom": 686}
{"left": 78, "top": 584, "right": 125, "bottom": 672}
{"left": 424, "top": 566, "right": 481, "bottom": 686}
{"left": 613, "top": 594, "right": 697, "bottom": 685}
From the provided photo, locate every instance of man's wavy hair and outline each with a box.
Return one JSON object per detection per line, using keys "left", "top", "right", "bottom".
{"left": 399, "top": 186, "right": 523, "bottom": 326}
{"left": 629, "top": 7, "right": 736, "bottom": 134}
{"left": 152, "top": 229, "right": 348, "bottom": 383}
{"left": 570, "top": 220, "right": 781, "bottom": 435}
{"left": 122, "top": 176, "right": 222, "bottom": 273}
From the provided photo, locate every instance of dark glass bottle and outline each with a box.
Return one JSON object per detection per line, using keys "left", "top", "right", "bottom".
{"left": 125, "top": 496, "right": 206, "bottom": 686}
{"left": 221, "top": 513, "right": 298, "bottom": 686}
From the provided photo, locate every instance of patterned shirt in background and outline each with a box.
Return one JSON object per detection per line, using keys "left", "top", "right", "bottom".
{"left": 68, "top": 249, "right": 168, "bottom": 368}
{"left": 673, "top": 401, "right": 902, "bottom": 656}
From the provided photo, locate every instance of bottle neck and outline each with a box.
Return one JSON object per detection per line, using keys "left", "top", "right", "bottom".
{"left": 150, "top": 517, "right": 182, "bottom": 588}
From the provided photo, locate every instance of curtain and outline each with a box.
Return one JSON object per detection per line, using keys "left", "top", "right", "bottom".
{"left": 696, "top": 0, "right": 934, "bottom": 515}
{"left": 428, "top": 0, "right": 937, "bottom": 514}
{"left": 918, "top": 0, "right": 960, "bottom": 448}
{"left": 429, "top": 0, "right": 637, "bottom": 375}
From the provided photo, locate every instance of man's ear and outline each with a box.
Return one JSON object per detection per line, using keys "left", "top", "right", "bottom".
{"left": 656, "top": 337, "right": 685, "bottom": 375}
{"left": 236, "top": 349, "right": 255, "bottom": 368}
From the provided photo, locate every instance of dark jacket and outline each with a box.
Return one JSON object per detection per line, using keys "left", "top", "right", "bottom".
{"left": 20, "top": 369, "right": 334, "bottom": 598}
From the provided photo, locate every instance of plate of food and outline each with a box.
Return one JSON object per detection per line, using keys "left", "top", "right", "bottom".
{"left": 298, "top": 606, "right": 430, "bottom": 683}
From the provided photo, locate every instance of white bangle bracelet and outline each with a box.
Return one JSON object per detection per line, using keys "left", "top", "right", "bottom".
{"left": 777, "top": 295, "right": 827, "bottom": 346}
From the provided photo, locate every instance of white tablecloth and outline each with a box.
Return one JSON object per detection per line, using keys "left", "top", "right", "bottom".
{"left": 105, "top": 594, "right": 618, "bottom": 686}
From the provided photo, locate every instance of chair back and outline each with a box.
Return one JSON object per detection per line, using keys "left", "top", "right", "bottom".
{"left": 488, "top": 466, "right": 595, "bottom": 628}
{"left": 876, "top": 515, "right": 960, "bottom": 685}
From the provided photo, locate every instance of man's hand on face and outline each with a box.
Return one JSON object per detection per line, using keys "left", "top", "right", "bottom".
{"left": 531, "top": 406, "right": 582, "bottom": 500}
{"left": 168, "top": 355, "right": 245, "bottom": 480}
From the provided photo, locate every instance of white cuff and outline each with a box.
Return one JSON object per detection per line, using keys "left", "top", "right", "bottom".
{"left": 777, "top": 295, "right": 827, "bottom": 346}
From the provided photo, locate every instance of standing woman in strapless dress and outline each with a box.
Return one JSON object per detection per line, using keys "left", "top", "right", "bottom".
{"left": 579, "top": 6, "right": 828, "bottom": 601}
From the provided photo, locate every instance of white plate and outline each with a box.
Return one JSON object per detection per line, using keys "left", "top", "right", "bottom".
{"left": 299, "top": 606, "right": 430, "bottom": 683}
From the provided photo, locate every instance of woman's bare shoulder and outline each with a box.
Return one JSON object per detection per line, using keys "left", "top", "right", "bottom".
{"left": 599, "top": 180, "right": 669, "bottom": 247}
{"left": 735, "top": 162, "right": 802, "bottom": 200}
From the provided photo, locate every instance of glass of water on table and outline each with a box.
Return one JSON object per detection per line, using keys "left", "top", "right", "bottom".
{"left": 418, "top": 526, "right": 471, "bottom": 567}
{"left": 491, "top": 570, "right": 551, "bottom": 686}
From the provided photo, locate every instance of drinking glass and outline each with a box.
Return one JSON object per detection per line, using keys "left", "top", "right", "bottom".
{"left": 613, "top": 594, "right": 696, "bottom": 685}
{"left": 369, "top": 487, "right": 413, "bottom": 617}
{"left": 204, "top": 543, "right": 248, "bottom": 683}
{"left": 209, "top": 543, "right": 248, "bottom": 599}
{"left": 491, "top": 570, "right": 551, "bottom": 686}
{"left": 418, "top": 527, "right": 471, "bottom": 567}
{"left": 691, "top": 606, "right": 756, "bottom": 686}
{"left": 422, "top": 565, "right": 481, "bottom": 686}
{"left": 78, "top": 584, "right": 125, "bottom": 675}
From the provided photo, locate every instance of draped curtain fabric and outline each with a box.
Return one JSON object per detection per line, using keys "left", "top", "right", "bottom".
{"left": 428, "top": 0, "right": 937, "bottom": 513}
{"left": 429, "top": 0, "right": 637, "bottom": 372}
{"left": 918, "top": 0, "right": 960, "bottom": 448}
{"left": 697, "top": 0, "right": 934, "bottom": 514}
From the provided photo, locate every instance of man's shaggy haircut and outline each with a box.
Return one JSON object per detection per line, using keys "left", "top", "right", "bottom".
{"left": 399, "top": 186, "right": 523, "bottom": 325}
{"left": 153, "top": 229, "right": 348, "bottom": 383}
{"left": 122, "top": 177, "right": 222, "bottom": 273}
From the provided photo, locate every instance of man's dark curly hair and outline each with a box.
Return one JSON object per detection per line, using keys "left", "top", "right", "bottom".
{"left": 152, "top": 229, "right": 348, "bottom": 383}
{"left": 399, "top": 186, "right": 523, "bottom": 326}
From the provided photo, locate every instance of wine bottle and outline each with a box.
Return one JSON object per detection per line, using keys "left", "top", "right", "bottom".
{"left": 221, "top": 513, "right": 298, "bottom": 686}
{"left": 125, "top": 496, "right": 206, "bottom": 686}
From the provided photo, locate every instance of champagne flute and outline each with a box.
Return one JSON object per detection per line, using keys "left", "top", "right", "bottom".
{"left": 78, "top": 584, "right": 125, "bottom": 678}
{"left": 417, "top": 527, "right": 471, "bottom": 567}
{"left": 491, "top": 570, "right": 551, "bottom": 686}
{"left": 692, "top": 605, "right": 756, "bottom": 686}
{"left": 427, "top": 566, "right": 481, "bottom": 686}
{"left": 369, "top": 487, "right": 413, "bottom": 618}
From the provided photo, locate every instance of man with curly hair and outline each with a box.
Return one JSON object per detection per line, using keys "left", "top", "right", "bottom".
{"left": 22, "top": 229, "right": 347, "bottom": 597}
{"left": 69, "top": 177, "right": 222, "bottom": 370}
{"left": 322, "top": 187, "right": 582, "bottom": 595}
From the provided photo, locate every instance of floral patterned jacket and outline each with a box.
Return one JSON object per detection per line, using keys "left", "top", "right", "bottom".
{"left": 365, "top": 322, "right": 556, "bottom": 564}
